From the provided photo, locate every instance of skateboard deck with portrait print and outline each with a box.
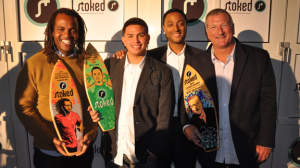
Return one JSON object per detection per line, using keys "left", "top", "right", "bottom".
{"left": 183, "top": 64, "right": 219, "bottom": 152}
{"left": 84, "top": 43, "right": 115, "bottom": 132}
{"left": 50, "top": 60, "right": 83, "bottom": 156}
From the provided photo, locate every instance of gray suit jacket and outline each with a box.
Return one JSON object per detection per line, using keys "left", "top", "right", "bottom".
{"left": 181, "top": 38, "right": 277, "bottom": 165}
{"left": 100, "top": 54, "right": 175, "bottom": 164}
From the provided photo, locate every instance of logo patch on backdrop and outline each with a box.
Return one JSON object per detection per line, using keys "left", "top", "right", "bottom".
{"left": 255, "top": 0, "right": 266, "bottom": 12}
{"left": 108, "top": 0, "right": 119, "bottom": 12}
{"left": 24, "top": 0, "right": 60, "bottom": 26}
{"left": 169, "top": 0, "right": 207, "bottom": 26}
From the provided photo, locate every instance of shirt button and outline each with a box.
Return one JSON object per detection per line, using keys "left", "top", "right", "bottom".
{"left": 223, "top": 103, "right": 226, "bottom": 106}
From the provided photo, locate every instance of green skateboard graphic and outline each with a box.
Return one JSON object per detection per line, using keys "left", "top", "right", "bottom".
{"left": 84, "top": 43, "right": 115, "bottom": 132}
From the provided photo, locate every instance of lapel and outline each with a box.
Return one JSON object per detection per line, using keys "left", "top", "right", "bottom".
{"left": 198, "top": 46, "right": 219, "bottom": 112}
{"left": 161, "top": 46, "right": 167, "bottom": 63}
{"left": 230, "top": 38, "right": 248, "bottom": 102}
{"left": 134, "top": 55, "right": 154, "bottom": 105}
{"left": 178, "top": 45, "right": 195, "bottom": 101}
{"left": 110, "top": 57, "right": 126, "bottom": 118}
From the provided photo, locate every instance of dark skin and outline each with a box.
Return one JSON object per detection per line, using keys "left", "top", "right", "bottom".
{"left": 52, "top": 13, "right": 92, "bottom": 156}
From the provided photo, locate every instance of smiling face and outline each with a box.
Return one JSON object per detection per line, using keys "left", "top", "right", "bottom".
{"left": 52, "top": 13, "right": 78, "bottom": 56}
{"left": 92, "top": 69, "right": 103, "bottom": 83}
{"left": 122, "top": 24, "right": 150, "bottom": 58}
{"left": 163, "top": 12, "right": 187, "bottom": 45}
{"left": 206, "top": 13, "right": 234, "bottom": 50}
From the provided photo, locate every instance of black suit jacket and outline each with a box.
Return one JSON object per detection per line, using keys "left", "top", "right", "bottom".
{"left": 181, "top": 38, "right": 277, "bottom": 165}
{"left": 148, "top": 44, "right": 203, "bottom": 118}
{"left": 100, "top": 54, "right": 175, "bottom": 164}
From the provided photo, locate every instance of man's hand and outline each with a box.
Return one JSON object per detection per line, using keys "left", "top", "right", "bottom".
{"left": 112, "top": 50, "right": 126, "bottom": 59}
{"left": 256, "top": 145, "right": 272, "bottom": 163}
{"left": 148, "top": 153, "right": 157, "bottom": 159}
{"left": 76, "top": 133, "right": 93, "bottom": 156}
{"left": 88, "top": 106, "right": 99, "bottom": 123}
{"left": 53, "top": 137, "right": 68, "bottom": 156}
{"left": 184, "top": 125, "right": 203, "bottom": 148}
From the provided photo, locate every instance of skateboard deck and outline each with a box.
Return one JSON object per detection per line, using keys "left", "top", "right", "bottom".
{"left": 183, "top": 64, "right": 219, "bottom": 152}
{"left": 50, "top": 60, "right": 83, "bottom": 156}
{"left": 84, "top": 43, "right": 115, "bottom": 132}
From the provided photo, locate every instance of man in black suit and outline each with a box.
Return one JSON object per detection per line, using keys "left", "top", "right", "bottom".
{"left": 90, "top": 18, "right": 175, "bottom": 168}
{"left": 182, "top": 8, "right": 277, "bottom": 168}
{"left": 114, "top": 9, "right": 203, "bottom": 168}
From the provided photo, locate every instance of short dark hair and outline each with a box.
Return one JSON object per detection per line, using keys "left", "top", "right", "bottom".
{"left": 91, "top": 67, "right": 102, "bottom": 75}
{"left": 205, "top": 8, "right": 233, "bottom": 29}
{"left": 44, "top": 8, "right": 87, "bottom": 64}
{"left": 122, "top": 17, "right": 148, "bottom": 36}
{"left": 162, "top": 8, "right": 187, "bottom": 25}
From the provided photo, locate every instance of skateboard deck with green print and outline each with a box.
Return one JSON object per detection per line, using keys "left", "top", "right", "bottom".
{"left": 84, "top": 43, "right": 115, "bottom": 132}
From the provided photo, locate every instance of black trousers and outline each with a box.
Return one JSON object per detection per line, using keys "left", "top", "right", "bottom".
{"left": 105, "top": 154, "right": 158, "bottom": 168}
{"left": 33, "top": 145, "right": 94, "bottom": 168}
{"left": 157, "top": 117, "right": 198, "bottom": 168}
{"left": 197, "top": 150, "right": 259, "bottom": 168}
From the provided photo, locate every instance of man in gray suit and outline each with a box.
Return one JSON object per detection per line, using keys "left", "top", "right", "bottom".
{"left": 90, "top": 18, "right": 175, "bottom": 168}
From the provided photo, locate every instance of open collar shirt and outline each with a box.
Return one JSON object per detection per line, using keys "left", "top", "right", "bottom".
{"left": 211, "top": 42, "right": 240, "bottom": 164}
{"left": 114, "top": 54, "right": 146, "bottom": 166}
{"left": 166, "top": 43, "right": 186, "bottom": 117}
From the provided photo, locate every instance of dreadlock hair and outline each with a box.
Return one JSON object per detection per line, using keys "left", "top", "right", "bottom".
{"left": 55, "top": 98, "right": 72, "bottom": 114}
{"left": 44, "top": 8, "right": 87, "bottom": 64}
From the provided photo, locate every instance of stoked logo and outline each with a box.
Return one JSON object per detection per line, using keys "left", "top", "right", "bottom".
{"left": 24, "top": 0, "right": 60, "bottom": 26}
{"left": 168, "top": 0, "right": 207, "bottom": 26}
{"left": 255, "top": 0, "right": 266, "bottom": 12}
{"left": 224, "top": 0, "right": 266, "bottom": 13}
{"left": 75, "top": 0, "right": 119, "bottom": 13}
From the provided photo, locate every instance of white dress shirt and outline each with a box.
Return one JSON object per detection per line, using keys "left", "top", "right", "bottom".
{"left": 166, "top": 43, "right": 186, "bottom": 117}
{"left": 114, "top": 54, "right": 146, "bottom": 166}
{"left": 211, "top": 44, "right": 239, "bottom": 164}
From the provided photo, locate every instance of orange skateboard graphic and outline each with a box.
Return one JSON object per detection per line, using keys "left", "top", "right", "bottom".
{"left": 50, "top": 60, "right": 83, "bottom": 156}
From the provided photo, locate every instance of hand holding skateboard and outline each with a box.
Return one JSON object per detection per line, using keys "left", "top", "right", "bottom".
{"left": 52, "top": 137, "right": 68, "bottom": 156}
{"left": 184, "top": 125, "right": 203, "bottom": 148}
{"left": 88, "top": 106, "right": 99, "bottom": 123}
{"left": 76, "top": 133, "right": 93, "bottom": 156}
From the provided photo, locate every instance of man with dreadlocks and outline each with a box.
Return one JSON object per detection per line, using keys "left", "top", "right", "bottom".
{"left": 14, "top": 8, "right": 97, "bottom": 168}
{"left": 54, "top": 98, "right": 82, "bottom": 153}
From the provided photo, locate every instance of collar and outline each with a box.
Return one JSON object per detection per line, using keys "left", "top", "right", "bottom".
{"left": 211, "top": 39, "right": 236, "bottom": 63}
{"left": 166, "top": 43, "right": 186, "bottom": 57}
{"left": 53, "top": 43, "right": 76, "bottom": 57}
{"left": 124, "top": 52, "right": 147, "bottom": 70}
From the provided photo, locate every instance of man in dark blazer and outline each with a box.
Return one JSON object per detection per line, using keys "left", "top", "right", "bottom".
{"left": 114, "top": 9, "right": 203, "bottom": 168}
{"left": 182, "top": 9, "right": 277, "bottom": 168}
{"left": 91, "top": 18, "right": 175, "bottom": 168}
